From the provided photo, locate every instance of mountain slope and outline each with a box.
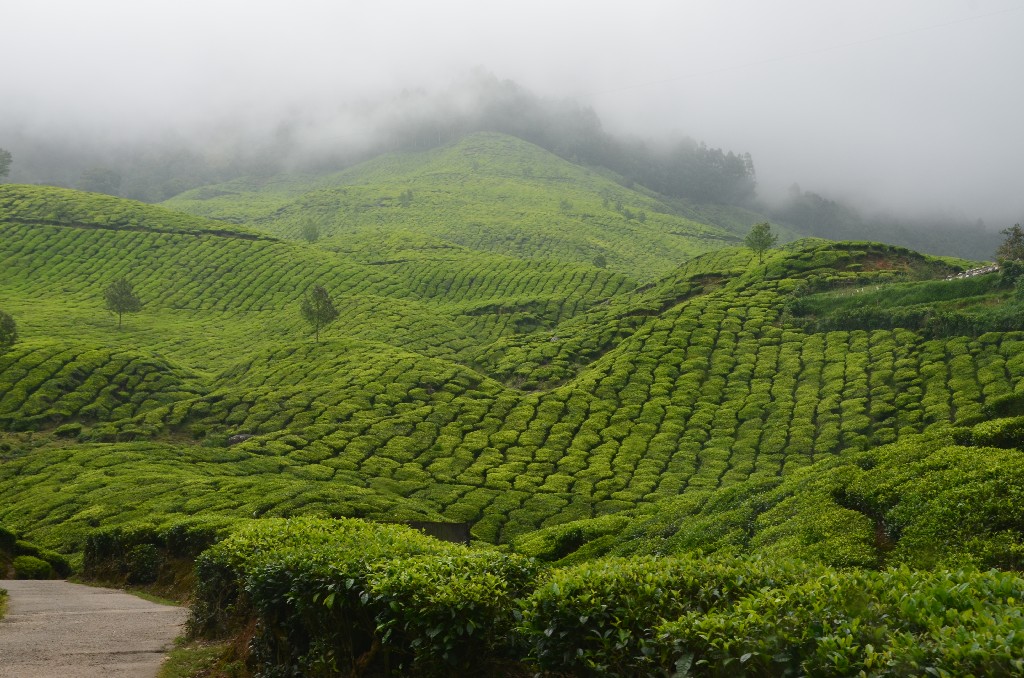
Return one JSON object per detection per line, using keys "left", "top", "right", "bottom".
{"left": 164, "top": 132, "right": 745, "bottom": 280}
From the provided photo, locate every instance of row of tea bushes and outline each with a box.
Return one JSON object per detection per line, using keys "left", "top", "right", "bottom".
{"left": 83, "top": 516, "right": 239, "bottom": 589}
{"left": 189, "top": 518, "right": 1024, "bottom": 677}
{"left": 190, "top": 517, "right": 539, "bottom": 677}
{"left": 0, "top": 340, "right": 200, "bottom": 431}
{"left": 514, "top": 431, "right": 1024, "bottom": 572}
{"left": 0, "top": 524, "right": 71, "bottom": 579}
{"left": 524, "top": 556, "right": 1024, "bottom": 677}
{"left": 0, "top": 184, "right": 265, "bottom": 236}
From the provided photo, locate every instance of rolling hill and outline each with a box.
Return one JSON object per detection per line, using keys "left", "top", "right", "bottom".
{"left": 163, "top": 132, "right": 775, "bottom": 280}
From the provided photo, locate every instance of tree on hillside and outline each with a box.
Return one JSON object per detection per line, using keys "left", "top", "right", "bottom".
{"left": 0, "top": 311, "right": 16, "bottom": 351}
{"left": 0, "top": 148, "right": 12, "bottom": 179}
{"left": 745, "top": 222, "right": 778, "bottom": 264}
{"left": 300, "top": 218, "right": 321, "bottom": 243}
{"left": 104, "top": 277, "right": 142, "bottom": 327}
{"left": 300, "top": 284, "right": 339, "bottom": 343}
{"left": 996, "top": 224, "right": 1024, "bottom": 262}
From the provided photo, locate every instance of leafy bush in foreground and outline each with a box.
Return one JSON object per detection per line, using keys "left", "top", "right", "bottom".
{"left": 520, "top": 557, "right": 1024, "bottom": 677}
{"left": 651, "top": 567, "right": 1024, "bottom": 677}
{"left": 191, "top": 517, "right": 539, "bottom": 677}
{"left": 366, "top": 552, "right": 540, "bottom": 675}
{"left": 520, "top": 555, "right": 811, "bottom": 676}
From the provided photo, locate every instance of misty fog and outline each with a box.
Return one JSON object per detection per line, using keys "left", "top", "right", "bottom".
{"left": 3, "top": 0, "right": 1022, "bottom": 231}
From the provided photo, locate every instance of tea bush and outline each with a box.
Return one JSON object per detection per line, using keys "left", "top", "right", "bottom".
{"left": 190, "top": 517, "right": 540, "bottom": 677}
{"left": 83, "top": 516, "right": 238, "bottom": 589}
{"left": 519, "top": 555, "right": 810, "bottom": 676}
{"left": 13, "top": 555, "right": 52, "bottom": 579}
{"left": 650, "top": 567, "right": 1024, "bottom": 676}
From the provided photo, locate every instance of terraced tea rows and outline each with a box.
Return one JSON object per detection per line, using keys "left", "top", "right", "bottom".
{"left": 6, "top": 186, "right": 1014, "bottom": 549}
{"left": 0, "top": 184, "right": 265, "bottom": 237}
{"left": 0, "top": 187, "right": 632, "bottom": 369}
{"left": 0, "top": 341, "right": 199, "bottom": 430}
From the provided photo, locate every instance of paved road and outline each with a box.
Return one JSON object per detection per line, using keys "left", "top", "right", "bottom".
{"left": 0, "top": 580, "right": 187, "bottom": 678}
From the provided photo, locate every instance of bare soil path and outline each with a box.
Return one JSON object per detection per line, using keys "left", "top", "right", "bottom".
{"left": 0, "top": 580, "right": 187, "bottom": 677}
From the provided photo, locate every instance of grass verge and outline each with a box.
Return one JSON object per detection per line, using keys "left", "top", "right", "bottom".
{"left": 158, "top": 639, "right": 249, "bottom": 678}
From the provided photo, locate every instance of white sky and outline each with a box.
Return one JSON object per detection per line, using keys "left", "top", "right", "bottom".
{"left": 4, "top": 0, "right": 1023, "bottom": 222}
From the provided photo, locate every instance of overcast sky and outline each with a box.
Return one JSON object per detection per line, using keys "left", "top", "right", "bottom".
{"left": 4, "top": 0, "right": 1023, "bottom": 224}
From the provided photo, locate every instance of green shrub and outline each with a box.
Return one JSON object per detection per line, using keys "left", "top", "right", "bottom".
{"left": 13, "top": 555, "right": 52, "bottom": 579}
{"left": 366, "top": 552, "right": 540, "bottom": 675}
{"left": 54, "top": 422, "right": 82, "bottom": 438}
{"left": 957, "top": 415, "right": 1024, "bottom": 449}
{"left": 83, "top": 516, "right": 237, "bottom": 585}
{"left": 650, "top": 567, "right": 1024, "bottom": 677}
{"left": 126, "top": 544, "right": 161, "bottom": 584}
{"left": 519, "top": 555, "right": 808, "bottom": 676}
{"left": 191, "top": 517, "right": 542, "bottom": 677}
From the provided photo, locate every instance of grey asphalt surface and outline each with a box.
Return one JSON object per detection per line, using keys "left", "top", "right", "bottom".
{"left": 0, "top": 579, "right": 187, "bottom": 677}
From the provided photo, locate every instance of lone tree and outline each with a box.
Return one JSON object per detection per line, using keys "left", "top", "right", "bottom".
{"left": 0, "top": 310, "right": 16, "bottom": 351}
{"left": 745, "top": 222, "right": 778, "bottom": 264}
{"left": 0, "top": 148, "right": 11, "bottom": 179}
{"left": 300, "top": 218, "right": 321, "bottom": 243}
{"left": 996, "top": 224, "right": 1024, "bottom": 262}
{"left": 300, "top": 284, "right": 339, "bottom": 343}
{"left": 104, "top": 277, "right": 142, "bottom": 327}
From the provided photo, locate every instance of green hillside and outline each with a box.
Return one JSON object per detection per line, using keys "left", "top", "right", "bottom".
{"left": 3, "top": 181, "right": 1015, "bottom": 552}
{"left": 4, "top": 169, "right": 1024, "bottom": 674}
{"left": 164, "top": 132, "right": 748, "bottom": 280}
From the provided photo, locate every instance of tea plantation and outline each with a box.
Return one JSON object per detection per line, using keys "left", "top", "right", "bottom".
{"left": 1, "top": 134, "right": 1023, "bottom": 675}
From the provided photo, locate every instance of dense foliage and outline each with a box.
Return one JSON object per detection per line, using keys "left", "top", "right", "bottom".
{"left": 191, "top": 517, "right": 538, "bottom": 676}
{"left": 83, "top": 516, "right": 238, "bottom": 587}
{"left": 0, "top": 524, "right": 70, "bottom": 579}
{"left": 185, "top": 518, "right": 1024, "bottom": 677}
{"left": 514, "top": 430, "right": 1024, "bottom": 571}
{"left": 522, "top": 557, "right": 1024, "bottom": 676}
{"left": 0, "top": 186, "right": 1002, "bottom": 551}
